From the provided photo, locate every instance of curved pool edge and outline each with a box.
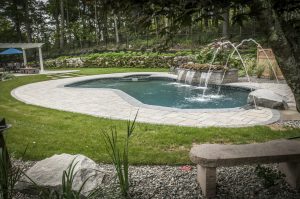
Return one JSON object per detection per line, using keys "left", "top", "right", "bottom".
{"left": 62, "top": 72, "right": 251, "bottom": 113}
{"left": 11, "top": 72, "right": 281, "bottom": 127}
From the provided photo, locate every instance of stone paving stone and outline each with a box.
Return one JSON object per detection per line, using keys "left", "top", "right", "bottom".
{"left": 11, "top": 72, "right": 289, "bottom": 127}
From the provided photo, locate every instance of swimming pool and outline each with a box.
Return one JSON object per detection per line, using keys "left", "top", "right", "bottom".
{"left": 66, "top": 75, "right": 250, "bottom": 109}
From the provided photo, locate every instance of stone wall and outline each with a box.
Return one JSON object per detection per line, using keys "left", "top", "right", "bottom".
{"left": 176, "top": 68, "right": 238, "bottom": 85}
{"left": 45, "top": 55, "right": 195, "bottom": 69}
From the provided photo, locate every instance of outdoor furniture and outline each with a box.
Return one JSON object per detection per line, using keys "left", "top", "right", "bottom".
{"left": 190, "top": 140, "right": 300, "bottom": 198}
{"left": 20, "top": 67, "right": 40, "bottom": 74}
{"left": 0, "top": 63, "right": 4, "bottom": 72}
{"left": 13, "top": 62, "right": 22, "bottom": 73}
{"left": 6, "top": 63, "right": 14, "bottom": 72}
{"left": 0, "top": 44, "right": 45, "bottom": 72}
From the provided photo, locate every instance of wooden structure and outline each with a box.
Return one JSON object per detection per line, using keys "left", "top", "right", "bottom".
{"left": 0, "top": 43, "right": 44, "bottom": 73}
{"left": 256, "top": 48, "right": 284, "bottom": 79}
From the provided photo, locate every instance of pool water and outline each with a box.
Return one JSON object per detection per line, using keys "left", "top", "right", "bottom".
{"left": 67, "top": 78, "right": 250, "bottom": 109}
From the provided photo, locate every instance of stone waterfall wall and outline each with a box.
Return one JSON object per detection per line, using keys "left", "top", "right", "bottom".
{"left": 176, "top": 68, "right": 238, "bottom": 85}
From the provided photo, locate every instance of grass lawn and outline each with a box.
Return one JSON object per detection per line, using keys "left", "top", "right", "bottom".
{"left": 1, "top": 68, "right": 300, "bottom": 165}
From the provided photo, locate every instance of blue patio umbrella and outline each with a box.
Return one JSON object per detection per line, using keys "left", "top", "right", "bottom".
{"left": 0, "top": 48, "right": 23, "bottom": 55}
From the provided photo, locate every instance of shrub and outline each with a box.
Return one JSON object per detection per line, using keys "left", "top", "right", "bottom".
{"left": 256, "top": 65, "right": 265, "bottom": 78}
{"left": 45, "top": 52, "right": 192, "bottom": 69}
{"left": 255, "top": 165, "right": 285, "bottom": 188}
{"left": 195, "top": 41, "right": 257, "bottom": 73}
{"left": 0, "top": 72, "right": 14, "bottom": 81}
{"left": 268, "top": 65, "right": 277, "bottom": 80}
{"left": 0, "top": 147, "right": 23, "bottom": 199}
{"left": 180, "top": 62, "right": 227, "bottom": 71}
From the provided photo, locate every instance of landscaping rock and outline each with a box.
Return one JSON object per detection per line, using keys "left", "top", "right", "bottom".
{"left": 14, "top": 159, "right": 300, "bottom": 199}
{"left": 66, "top": 57, "right": 85, "bottom": 67}
{"left": 16, "top": 153, "right": 109, "bottom": 196}
{"left": 45, "top": 55, "right": 195, "bottom": 69}
{"left": 248, "top": 89, "right": 288, "bottom": 110}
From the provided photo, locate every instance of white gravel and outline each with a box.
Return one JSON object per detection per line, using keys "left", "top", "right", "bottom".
{"left": 275, "top": 120, "right": 300, "bottom": 129}
{"left": 14, "top": 159, "right": 300, "bottom": 199}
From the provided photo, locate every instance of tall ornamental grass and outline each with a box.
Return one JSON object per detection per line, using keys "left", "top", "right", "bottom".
{"left": 102, "top": 113, "right": 137, "bottom": 198}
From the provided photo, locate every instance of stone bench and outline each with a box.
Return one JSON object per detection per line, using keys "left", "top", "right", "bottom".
{"left": 189, "top": 139, "right": 300, "bottom": 198}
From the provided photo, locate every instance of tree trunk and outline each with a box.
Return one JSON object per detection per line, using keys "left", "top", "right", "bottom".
{"left": 164, "top": 17, "right": 168, "bottom": 28}
{"left": 66, "top": 1, "right": 71, "bottom": 45}
{"left": 222, "top": 7, "right": 230, "bottom": 38}
{"left": 155, "top": 17, "right": 159, "bottom": 38}
{"left": 113, "top": 14, "right": 120, "bottom": 44}
{"left": 213, "top": 17, "right": 218, "bottom": 28}
{"left": 59, "top": 0, "right": 65, "bottom": 49}
{"left": 204, "top": 19, "right": 209, "bottom": 28}
{"left": 54, "top": 13, "right": 60, "bottom": 48}
{"left": 255, "top": 0, "right": 300, "bottom": 111}
{"left": 23, "top": 0, "right": 32, "bottom": 43}
{"left": 94, "top": 0, "right": 98, "bottom": 45}
{"left": 12, "top": 0, "right": 22, "bottom": 42}
{"left": 239, "top": 6, "right": 243, "bottom": 36}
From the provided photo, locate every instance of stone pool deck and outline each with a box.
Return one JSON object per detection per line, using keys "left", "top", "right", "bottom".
{"left": 11, "top": 72, "right": 294, "bottom": 127}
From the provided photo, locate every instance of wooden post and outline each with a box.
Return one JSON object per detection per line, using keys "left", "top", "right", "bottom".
{"left": 38, "top": 47, "right": 44, "bottom": 72}
{"left": 22, "top": 48, "right": 27, "bottom": 66}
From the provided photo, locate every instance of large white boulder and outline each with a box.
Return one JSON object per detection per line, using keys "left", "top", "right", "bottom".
{"left": 248, "top": 89, "right": 288, "bottom": 110}
{"left": 16, "top": 154, "right": 109, "bottom": 196}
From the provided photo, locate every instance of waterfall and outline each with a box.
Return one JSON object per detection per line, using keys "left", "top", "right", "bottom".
{"left": 185, "top": 71, "right": 195, "bottom": 84}
{"left": 177, "top": 69, "right": 185, "bottom": 82}
{"left": 199, "top": 72, "right": 212, "bottom": 87}
{"left": 201, "top": 40, "right": 258, "bottom": 108}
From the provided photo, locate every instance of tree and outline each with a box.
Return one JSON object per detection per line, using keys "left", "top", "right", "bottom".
{"left": 253, "top": 0, "right": 300, "bottom": 111}
{"left": 113, "top": 13, "right": 120, "bottom": 44}
{"left": 23, "top": 0, "right": 33, "bottom": 43}
{"left": 222, "top": 7, "right": 230, "bottom": 38}
{"left": 59, "top": 0, "right": 65, "bottom": 48}
{"left": 116, "top": 0, "right": 300, "bottom": 111}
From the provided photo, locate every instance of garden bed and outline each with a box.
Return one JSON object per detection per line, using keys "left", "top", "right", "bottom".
{"left": 44, "top": 52, "right": 195, "bottom": 69}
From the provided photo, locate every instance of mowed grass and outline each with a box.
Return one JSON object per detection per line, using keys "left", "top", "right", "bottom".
{"left": 1, "top": 68, "right": 300, "bottom": 165}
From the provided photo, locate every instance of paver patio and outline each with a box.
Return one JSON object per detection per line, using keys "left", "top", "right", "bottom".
{"left": 11, "top": 72, "right": 293, "bottom": 127}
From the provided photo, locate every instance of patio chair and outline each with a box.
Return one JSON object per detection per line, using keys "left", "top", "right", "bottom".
{"left": 6, "top": 63, "right": 14, "bottom": 72}
{"left": 14, "top": 62, "right": 21, "bottom": 73}
{"left": 0, "top": 63, "right": 4, "bottom": 72}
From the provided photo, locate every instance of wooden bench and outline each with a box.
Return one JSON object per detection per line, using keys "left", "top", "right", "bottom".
{"left": 190, "top": 139, "right": 300, "bottom": 198}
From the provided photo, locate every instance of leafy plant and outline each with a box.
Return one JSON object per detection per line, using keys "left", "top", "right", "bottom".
{"left": 268, "top": 65, "right": 276, "bottom": 80}
{"left": 0, "top": 147, "right": 23, "bottom": 199}
{"left": 180, "top": 62, "right": 226, "bottom": 71}
{"left": 255, "top": 165, "right": 285, "bottom": 188}
{"left": 45, "top": 51, "right": 199, "bottom": 69}
{"left": 102, "top": 112, "right": 138, "bottom": 198}
{"left": 256, "top": 64, "right": 265, "bottom": 78}
{"left": 0, "top": 72, "right": 14, "bottom": 81}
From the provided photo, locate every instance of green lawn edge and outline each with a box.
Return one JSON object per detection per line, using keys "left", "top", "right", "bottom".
{"left": 1, "top": 68, "right": 299, "bottom": 165}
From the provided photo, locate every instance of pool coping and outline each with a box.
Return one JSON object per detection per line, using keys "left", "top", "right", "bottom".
{"left": 11, "top": 72, "right": 283, "bottom": 127}
{"left": 60, "top": 73, "right": 252, "bottom": 113}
